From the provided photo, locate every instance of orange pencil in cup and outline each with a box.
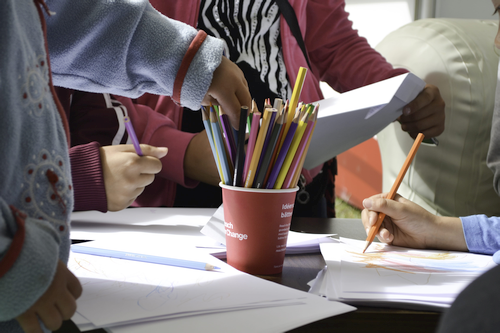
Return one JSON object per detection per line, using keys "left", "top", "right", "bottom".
{"left": 362, "top": 133, "right": 425, "bottom": 253}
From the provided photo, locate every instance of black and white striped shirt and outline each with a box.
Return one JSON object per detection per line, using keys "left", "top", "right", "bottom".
{"left": 198, "top": 0, "right": 292, "bottom": 108}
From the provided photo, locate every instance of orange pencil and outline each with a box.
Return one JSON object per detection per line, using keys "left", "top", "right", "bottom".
{"left": 362, "top": 133, "right": 425, "bottom": 253}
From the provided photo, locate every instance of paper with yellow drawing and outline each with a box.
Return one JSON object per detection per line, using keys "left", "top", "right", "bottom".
{"left": 311, "top": 238, "right": 496, "bottom": 310}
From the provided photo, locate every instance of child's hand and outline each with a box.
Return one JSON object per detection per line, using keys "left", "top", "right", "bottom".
{"left": 361, "top": 193, "right": 467, "bottom": 251}
{"left": 16, "top": 260, "right": 82, "bottom": 333}
{"left": 100, "top": 144, "right": 168, "bottom": 211}
{"left": 202, "top": 56, "right": 252, "bottom": 129}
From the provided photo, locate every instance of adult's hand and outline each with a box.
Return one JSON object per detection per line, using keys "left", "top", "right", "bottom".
{"left": 398, "top": 84, "right": 445, "bottom": 139}
{"left": 361, "top": 193, "right": 467, "bottom": 251}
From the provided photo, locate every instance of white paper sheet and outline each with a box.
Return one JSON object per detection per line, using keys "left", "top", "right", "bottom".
{"left": 303, "top": 73, "right": 425, "bottom": 169}
{"left": 70, "top": 239, "right": 344, "bottom": 328}
{"left": 102, "top": 293, "right": 355, "bottom": 333}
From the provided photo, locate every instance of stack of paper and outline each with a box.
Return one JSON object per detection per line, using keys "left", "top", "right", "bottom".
{"left": 198, "top": 205, "right": 337, "bottom": 258}
{"left": 309, "top": 238, "right": 496, "bottom": 311}
{"left": 69, "top": 239, "right": 355, "bottom": 332}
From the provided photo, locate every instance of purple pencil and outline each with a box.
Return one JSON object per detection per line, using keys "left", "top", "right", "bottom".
{"left": 124, "top": 116, "right": 143, "bottom": 156}
{"left": 265, "top": 113, "right": 299, "bottom": 189}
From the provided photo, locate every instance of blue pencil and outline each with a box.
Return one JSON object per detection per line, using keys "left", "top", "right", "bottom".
{"left": 201, "top": 107, "right": 225, "bottom": 183}
{"left": 71, "top": 245, "right": 220, "bottom": 271}
{"left": 210, "top": 106, "right": 233, "bottom": 185}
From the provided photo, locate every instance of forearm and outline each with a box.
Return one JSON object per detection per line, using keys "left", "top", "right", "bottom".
{"left": 184, "top": 131, "right": 221, "bottom": 186}
{"left": 45, "top": 0, "right": 223, "bottom": 109}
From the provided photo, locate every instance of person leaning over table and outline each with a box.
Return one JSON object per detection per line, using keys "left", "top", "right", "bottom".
{"left": 0, "top": 1, "right": 251, "bottom": 333}
{"left": 62, "top": 0, "right": 445, "bottom": 217}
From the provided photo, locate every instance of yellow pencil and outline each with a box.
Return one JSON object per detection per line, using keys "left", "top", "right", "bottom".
{"left": 277, "top": 67, "right": 307, "bottom": 154}
{"left": 290, "top": 105, "right": 319, "bottom": 187}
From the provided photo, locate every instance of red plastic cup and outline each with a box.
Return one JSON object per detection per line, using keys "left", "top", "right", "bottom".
{"left": 220, "top": 183, "right": 299, "bottom": 275}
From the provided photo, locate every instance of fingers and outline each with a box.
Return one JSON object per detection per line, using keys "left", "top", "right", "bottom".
{"left": 36, "top": 306, "right": 63, "bottom": 331}
{"left": 362, "top": 194, "right": 404, "bottom": 219}
{"left": 66, "top": 268, "right": 83, "bottom": 300}
{"left": 138, "top": 145, "right": 168, "bottom": 159}
{"left": 17, "top": 262, "right": 82, "bottom": 333}
{"left": 133, "top": 156, "right": 163, "bottom": 175}
{"left": 399, "top": 84, "right": 445, "bottom": 138}
{"left": 16, "top": 312, "right": 43, "bottom": 333}
{"left": 204, "top": 57, "right": 251, "bottom": 128}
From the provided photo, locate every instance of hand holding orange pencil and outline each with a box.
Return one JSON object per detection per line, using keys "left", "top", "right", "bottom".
{"left": 362, "top": 133, "right": 425, "bottom": 253}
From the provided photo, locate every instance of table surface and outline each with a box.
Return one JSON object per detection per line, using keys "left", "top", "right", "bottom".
{"left": 56, "top": 216, "right": 441, "bottom": 333}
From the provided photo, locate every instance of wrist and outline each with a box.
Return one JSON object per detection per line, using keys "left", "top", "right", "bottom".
{"left": 428, "top": 216, "right": 467, "bottom": 251}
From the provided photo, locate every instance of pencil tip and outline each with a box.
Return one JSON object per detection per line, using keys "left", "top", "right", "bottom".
{"left": 362, "top": 241, "right": 370, "bottom": 253}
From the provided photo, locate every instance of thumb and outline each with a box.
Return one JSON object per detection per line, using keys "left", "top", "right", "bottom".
{"left": 138, "top": 145, "right": 168, "bottom": 159}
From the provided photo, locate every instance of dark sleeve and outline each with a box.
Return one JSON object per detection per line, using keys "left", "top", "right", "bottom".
{"left": 69, "top": 142, "right": 108, "bottom": 212}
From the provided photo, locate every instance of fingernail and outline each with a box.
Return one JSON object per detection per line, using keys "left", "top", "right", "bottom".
{"left": 363, "top": 199, "right": 372, "bottom": 209}
{"left": 403, "top": 107, "right": 411, "bottom": 116}
{"left": 365, "top": 228, "right": 370, "bottom": 234}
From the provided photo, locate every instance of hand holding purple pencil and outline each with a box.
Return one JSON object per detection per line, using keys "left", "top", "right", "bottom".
{"left": 100, "top": 116, "right": 168, "bottom": 211}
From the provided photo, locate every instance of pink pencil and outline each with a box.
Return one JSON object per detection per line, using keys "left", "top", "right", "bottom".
{"left": 242, "top": 111, "right": 261, "bottom": 184}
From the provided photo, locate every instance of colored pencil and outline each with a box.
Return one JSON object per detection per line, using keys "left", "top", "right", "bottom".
{"left": 254, "top": 110, "right": 284, "bottom": 188}
{"left": 255, "top": 108, "right": 277, "bottom": 179}
{"left": 243, "top": 110, "right": 261, "bottom": 184}
{"left": 210, "top": 106, "right": 233, "bottom": 185}
{"left": 233, "top": 106, "right": 249, "bottom": 186}
{"left": 201, "top": 107, "right": 225, "bottom": 183}
{"left": 279, "top": 67, "right": 307, "bottom": 151}
{"left": 244, "top": 108, "right": 273, "bottom": 188}
{"left": 123, "top": 116, "right": 143, "bottom": 156}
{"left": 274, "top": 111, "right": 310, "bottom": 189}
{"left": 263, "top": 108, "right": 287, "bottom": 186}
{"left": 283, "top": 116, "right": 315, "bottom": 189}
{"left": 266, "top": 111, "right": 300, "bottom": 189}
{"left": 71, "top": 245, "right": 220, "bottom": 271}
{"left": 362, "top": 132, "right": 425, "bottom": 253}
{"left": 290, "top": 105, "right": 319, "bottom": 187}
{"left": 219, "top": 107, "right": 237, "bottom": 165}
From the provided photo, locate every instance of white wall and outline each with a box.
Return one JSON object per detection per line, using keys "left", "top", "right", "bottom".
{"left": 344, "top": 0, "right": 416, "bottom": 48}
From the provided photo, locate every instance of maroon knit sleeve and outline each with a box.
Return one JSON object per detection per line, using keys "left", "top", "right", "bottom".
{"left": 70, "top": 142, "right": 108, "bottom": 212}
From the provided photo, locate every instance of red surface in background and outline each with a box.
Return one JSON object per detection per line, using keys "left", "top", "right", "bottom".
{"left": 335, "top": 138, "right": 382, "bottom": 210}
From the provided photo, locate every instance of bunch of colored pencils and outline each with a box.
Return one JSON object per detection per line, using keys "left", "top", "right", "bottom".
{"left": 201, "top": 67, "right": 317, "bottom": 189}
